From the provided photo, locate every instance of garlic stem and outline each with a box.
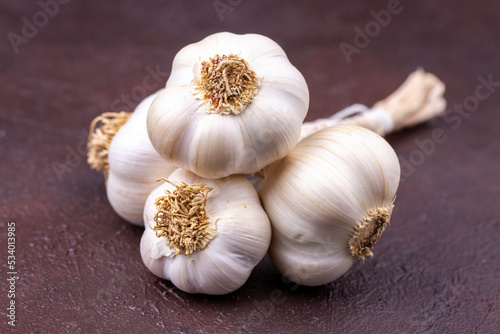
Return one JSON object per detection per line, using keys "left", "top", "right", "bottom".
{"left": 373, "top": 68, "right": 446, "bottom": 132}
{"left": 299, "top": 69, "right": 446, "bottom": 141}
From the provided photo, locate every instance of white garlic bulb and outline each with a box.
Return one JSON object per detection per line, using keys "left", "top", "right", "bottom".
{"left": 259, "top": 125, "right": 400, "bottom": 286}
{"left": 147, "top": 32, "right": 309, "bottom": 179}
{"left": 141, "top": 168, "right": 271, "bottom": 295}
{"left": 107, "top": 91, "right": 177, "bottom": 225}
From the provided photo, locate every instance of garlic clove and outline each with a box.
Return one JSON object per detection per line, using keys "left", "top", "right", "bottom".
{"left": 107, "top": 172, "right": 164, "bottom": 225}
{"left": 270, "top": 233, "right": 356, "bottom": 286}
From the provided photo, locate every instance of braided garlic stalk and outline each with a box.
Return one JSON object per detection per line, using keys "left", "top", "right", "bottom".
{"left": 299, "top": 69, "right": 446, "bottom": 141}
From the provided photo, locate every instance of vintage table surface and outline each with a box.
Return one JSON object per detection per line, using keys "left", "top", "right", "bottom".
{"left": 1, "top": 0, "right": 499, "bottom": 333}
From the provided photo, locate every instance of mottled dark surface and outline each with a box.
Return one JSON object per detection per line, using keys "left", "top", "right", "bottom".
{"left": 1, "top": 0, "right": 499, "bottom": 333}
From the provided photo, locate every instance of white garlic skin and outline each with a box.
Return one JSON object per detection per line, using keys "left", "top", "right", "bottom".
{"left": 107, "top": 91, "right": 176, "bottom": 225}
{"left": 259, "top": 125, "right": 401, "bottom": 286}
{"left": 147, "top": 32, "right": 309, "bottom": 179}
{"left": 141, "top": 168, "right": 272, "bottom": 295}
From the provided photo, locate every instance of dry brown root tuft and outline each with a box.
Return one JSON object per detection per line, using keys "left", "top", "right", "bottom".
{"left": 87, "top": 111, "right": 131, "bottom": 180}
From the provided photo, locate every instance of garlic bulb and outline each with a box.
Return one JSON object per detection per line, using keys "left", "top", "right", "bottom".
{"left": 259, "top": 125, "right": 400, "bottom": 286}
{"left": 141, "top": 168, "right": 271, "bottom": 294}
{"left": 147, "top": 32, "right": 309, "bottom": 179}
{"left": 107, "top": 91, "right": 176, "bottom": 225}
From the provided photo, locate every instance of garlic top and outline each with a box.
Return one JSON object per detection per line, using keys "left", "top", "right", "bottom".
{"left": 259, "top": 125, "right": 401, "bottom": 286}
{"left": 148, "top": 32, "right": 309, "bottom": 179}
{"left": 192, "top": 54, "right": 260, "bottom": 115}
{"left": 141, "top": 168, "right": 271, "bottom": 295}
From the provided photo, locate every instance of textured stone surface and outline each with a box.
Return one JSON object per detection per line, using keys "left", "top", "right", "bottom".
{"left": 0, "top": 0, "right": 499, "bottom": 333}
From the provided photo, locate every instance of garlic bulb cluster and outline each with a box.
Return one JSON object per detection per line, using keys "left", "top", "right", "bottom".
{"left": 259, "top": 125, "right": 401, "bottom": 286}
{"left": 147, "top": 32, "right": 309, "bottom": 179}
{"left": 87, "top": 31, "right": 449, "bottom": 294}
{"left": 141, "top": 168, "right": 271, "bottom": 295}
{"left": 107, "top": 91, "right": 176, "bottom": 225}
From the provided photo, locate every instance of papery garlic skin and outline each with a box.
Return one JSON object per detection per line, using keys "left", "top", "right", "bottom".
{"left": 107, "top": 91, "right": 176, "bottom": 225}
{"left": 141, "top": 168, "right": 271, "bottom": 295}
{"left": 148, "top": 32, "right": 309, "bottom": 179}
{"left": 259, "top": 125, "right": 400, "bottom": 286}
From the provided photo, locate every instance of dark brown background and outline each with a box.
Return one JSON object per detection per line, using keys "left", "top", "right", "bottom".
{"left": 1, "top": 0, "right": 499, "bottom": 333}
